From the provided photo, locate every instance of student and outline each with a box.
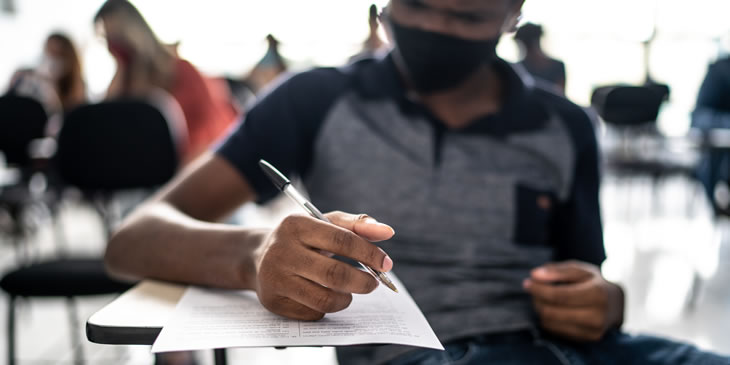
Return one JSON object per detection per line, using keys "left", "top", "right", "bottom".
{"left": 245, "top": 34, "right": 288, "bottom": 93}
{"left": 94, "top": 0, "right": 237, "bottom": 164}
{"left": 349, "top": 4, "right": 388, "bottom": 62}
{"left": 692, "top": 56, "right": 730, "bottom": 215}
{"left": 514, "top": 22, "right": 566, "bottom": 94}
{"left": 7, "top": 33, "right": 85, "bottom": 116}
{"left": 106, "top": 1, "right": 729, "bottom": 364}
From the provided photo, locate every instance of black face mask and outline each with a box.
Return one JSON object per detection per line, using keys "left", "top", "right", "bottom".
{"left": 388, "top": 18, "right": 500, "bottom": 93}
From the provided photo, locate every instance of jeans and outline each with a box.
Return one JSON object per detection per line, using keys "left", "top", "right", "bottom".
{"left": 386, "top": 330, "right": 729, "bottom": 365}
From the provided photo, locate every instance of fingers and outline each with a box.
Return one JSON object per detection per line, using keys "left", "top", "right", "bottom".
{"left": 325, "top": 211, "right": 395, "bottom": 242}
{"left": 260, "top": 295, "right": 325, "bottom": 321}
{"left": 282, "top": 214, "right": 393, "bottom": 272}
{"left": 281, "top": 276, "right": 353, "bottom": 315}
{"left": 293, "top": 248, "right": 379, "bottom": 294}
{"left": 530, "top": 261, "right": 596, "bottom": 284}
{"left": 523, "top": 278, "right": 605, "bottom": 307}
{"left": 526, "top": 261, "right": 616, "bottom": 342}
{"left": 256, "top": 212, "right": 395, "bottom": 321}
{"left": 256, "top": 246, "right": 362, "bottom": 320}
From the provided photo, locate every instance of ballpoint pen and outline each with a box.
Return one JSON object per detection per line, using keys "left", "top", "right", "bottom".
{"left": 258, "top": 159, "right": 398, "bottom": 293}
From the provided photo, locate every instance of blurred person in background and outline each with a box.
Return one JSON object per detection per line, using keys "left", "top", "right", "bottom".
{"left": 94, "top": 0, "right": 238, "bottom": 164}
{"left": 167, "top": 38, "right": 244, "bottom": 126}
{"left": 350, "top": 4, "right": 388, "bottom": 62}
{"left": 692, "top": 56, "right": 730, "bottom": 215}
{"left": 244, "top": 34, "right": 288, "bottom": 93}
{"left": 514, "top": 22, "right": 566, "bottom": 94}
{"left": 6, "top": 33, "right": 86, "bottom": 118}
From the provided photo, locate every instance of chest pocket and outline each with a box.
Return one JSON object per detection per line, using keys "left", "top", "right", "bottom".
{"left": 513, "top": 184, "right": 556, "bottom": 246}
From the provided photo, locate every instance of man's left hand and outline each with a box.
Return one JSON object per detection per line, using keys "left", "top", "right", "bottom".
{"left": 523, "top": 260, "right": 625, "bottom": 342}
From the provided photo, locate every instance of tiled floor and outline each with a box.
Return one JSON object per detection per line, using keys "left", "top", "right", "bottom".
{"left": 1, "top": 175, "right": 729, "bottom": 364}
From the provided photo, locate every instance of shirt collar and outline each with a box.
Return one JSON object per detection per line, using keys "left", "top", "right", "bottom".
{"left": 354, "top": 52, "right": 550, "bottom": 136}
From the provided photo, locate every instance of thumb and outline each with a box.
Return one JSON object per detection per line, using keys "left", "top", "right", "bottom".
{"left": 325, "top": 211, "right": 395, "bottom": 242}
{"left": 530, "top": 261, "right": 594, "bottom": 284}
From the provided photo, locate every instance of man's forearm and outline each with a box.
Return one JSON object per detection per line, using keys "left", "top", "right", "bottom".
{"left": 105, "top": 202, "right": 266, "bottom": 290}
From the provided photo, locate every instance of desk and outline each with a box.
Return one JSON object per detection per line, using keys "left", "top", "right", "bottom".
{"left": 86, "top": 280, "right": 229, "bottom": 365}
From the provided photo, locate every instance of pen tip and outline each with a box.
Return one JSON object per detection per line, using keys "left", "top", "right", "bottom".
{"left": 385, "top": 281, "right": 398, "bottom": 293}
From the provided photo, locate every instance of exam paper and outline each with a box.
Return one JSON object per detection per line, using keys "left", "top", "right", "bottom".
{"left": 152, "top": 274, "right": 443, "bottom": 353}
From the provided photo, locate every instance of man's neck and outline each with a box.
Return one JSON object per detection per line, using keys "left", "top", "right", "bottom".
{"left": 416, "top": 64, "right": 503, "bottom": 129}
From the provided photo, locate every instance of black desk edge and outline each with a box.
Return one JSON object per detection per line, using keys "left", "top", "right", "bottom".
{"left": 85, "top": 322, "right": 161, "bottom": 346}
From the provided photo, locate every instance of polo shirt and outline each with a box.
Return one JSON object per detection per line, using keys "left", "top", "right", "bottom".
{"left": 216, "top": 53, "right": 604, "bottom": 364}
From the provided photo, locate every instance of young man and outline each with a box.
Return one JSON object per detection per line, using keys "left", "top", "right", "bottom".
{"left": 106, "top": 1, "right": 728, "bottom": 364}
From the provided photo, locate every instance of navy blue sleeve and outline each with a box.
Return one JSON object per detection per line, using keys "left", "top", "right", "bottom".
{"left": 548, "top": 99, "right": 606, "bottom": 266}
{"left": 215, "top": 68, "right": 350, "bottom": 203}
{"left": 692, "top": 59, "right": 730, "bottom": 130}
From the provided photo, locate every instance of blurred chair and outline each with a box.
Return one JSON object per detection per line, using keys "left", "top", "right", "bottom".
{"left": 0, "top": 99, "right": 179, "bottom": 365}
{"left": 592, "top": 85, "right": 697, "bottom": 216}
{"left": 645, "top": 81, "right": 671, "bottom": 103}
{"left": 591, "top": 84, "right": 666, "bottom": 169}
{"left": 591, "top": 85, "right": 664, "bottom": 128}
{"left": 0, "top": 94, "right": 52, "bottom": 263}
{"left": 56, "top": 99, "right": 178, "bottom": 200}
{"left": 0, "top": 94, "right": 48, "bottom": 167}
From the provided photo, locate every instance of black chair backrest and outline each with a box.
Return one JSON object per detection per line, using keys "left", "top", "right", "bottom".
{"left": 590, "top": 85, "right": 664, "bottom": 127}
{"left": 56, "top": 99, "right": 178, "bottom": 192}
{"left": 645, "top": 82, "right": 670, "bottom": 102}
{"left": 0, "top": 94, "right": 48, "bottom": 166}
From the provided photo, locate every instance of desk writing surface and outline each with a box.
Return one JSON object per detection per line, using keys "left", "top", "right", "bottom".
{"left": 151, "top": 274, "right": 443, "bottom": 352}
{"left": 88, "top": 276, "right": 443, "bottom": 351}
{"left": 86, "top": 280, "right": 186, "bottom": 345}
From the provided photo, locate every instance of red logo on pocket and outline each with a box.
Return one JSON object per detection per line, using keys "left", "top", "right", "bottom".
{"left": 537, "top": 195, "right": 552, "bottom": 211}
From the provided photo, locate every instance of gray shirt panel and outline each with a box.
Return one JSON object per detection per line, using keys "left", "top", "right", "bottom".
{"left": 305, "top": 92, "right": 574, "bottom": 364}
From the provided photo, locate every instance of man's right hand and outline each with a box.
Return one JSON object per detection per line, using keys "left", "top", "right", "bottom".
{"left": 252, "top": 211, "right": 395, "bottom": 320}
